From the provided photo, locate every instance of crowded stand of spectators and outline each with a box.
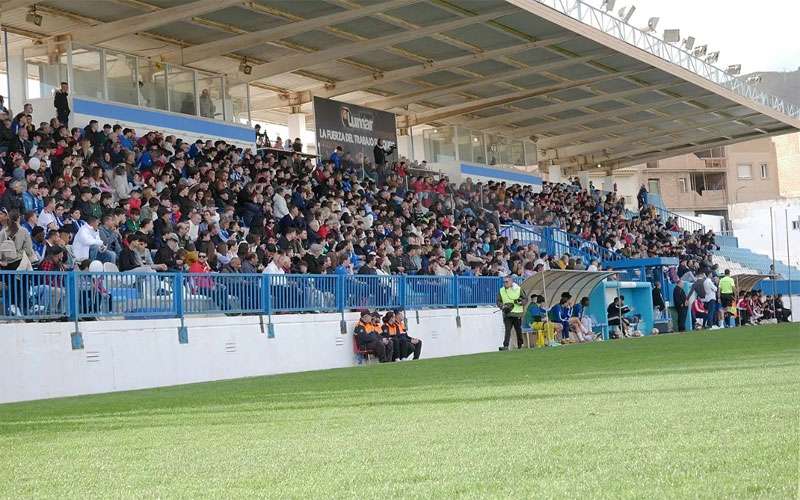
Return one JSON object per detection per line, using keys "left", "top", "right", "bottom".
{"left": 0, "top": 98, "right": 790, "bottom": 332}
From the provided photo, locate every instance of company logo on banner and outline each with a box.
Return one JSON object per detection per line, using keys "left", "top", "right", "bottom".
{"left": 339, "top": 106, "right": 374, "bottom": 132}
{"left": 314, "top": 96, "right": 396, "bottom": 164}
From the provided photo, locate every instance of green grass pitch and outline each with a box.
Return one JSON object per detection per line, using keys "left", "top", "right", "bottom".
{"left": 1, "top": 324, "right": 798, "bottom": 498}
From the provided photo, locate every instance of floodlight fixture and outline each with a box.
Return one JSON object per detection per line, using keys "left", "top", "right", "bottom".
{"left": 726, "top": 64, "right": 741, "bottom": 75}
{"left": 618, "top": 5, "right": 636, "bottom": 23}
{"left": 26, "top": 7, "right": 43, "bottom": 27}
{"left": 662, "top": 29, "right": 680, "bottom": 43}
{"left": 239, "top": 59, "right": 253, "bottom": 75}
{"left": 705, "top": 51, "right": 719, "bottom": 64}
{"left": 682, "top": 36, "right": 695, "bottom": 50}
{"left": 693, "top": 45, "right": 707, "bottom": 57}
{"left": 601, "top": 0, "right": 616, "bottom": 12}
{"left": 645, "top": 17, "right": 660, "bottom": 32}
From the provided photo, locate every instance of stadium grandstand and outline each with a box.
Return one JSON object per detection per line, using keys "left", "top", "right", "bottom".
{"left": 0, "top": 1, "right": 798, "bottom": 496}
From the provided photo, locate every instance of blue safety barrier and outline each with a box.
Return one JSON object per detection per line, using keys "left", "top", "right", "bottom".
{"left": 458, "top": 276, "right": 503, "bottom": 306}
{"left": 0, "top": 272, "right": 525, "bottom": 322}
{"left": 405, "top": 275, "right": 455, "bottom": 309}
{"left": 344, "top": 275, "right": 402, "bottom": 311}
{"left": 0, "top": 271, "right": 70, "bottom": 321}
{"left": 76, "top": 271, "right": 177, "bottom": 319}
{"left": 501, "top": 223, "right": 622, "bottom": 265}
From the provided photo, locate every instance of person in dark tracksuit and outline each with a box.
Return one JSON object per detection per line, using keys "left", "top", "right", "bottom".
{"left": 673, "top": 278, "right": 689, "bottom": 332}
{"left": 54, "top": 82, "right": 70, "bottom": 128}
{"left": 383, "top": 311, "right": 422, "bottom": 360}
{"left": 354, "top": 311, "right": 392, "bottom": 362}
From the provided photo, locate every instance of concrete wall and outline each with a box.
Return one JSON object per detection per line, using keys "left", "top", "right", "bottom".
{"left": 773, "top": 133, "right": 800, "bottom": 198}
{"left": 726, "top": 138, "right": 781, "bottom": 204}
{"left": 0, "top": 307, "right": 503, "bottom": 404}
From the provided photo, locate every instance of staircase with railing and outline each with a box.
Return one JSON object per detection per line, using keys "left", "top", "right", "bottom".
{"left": 646, "top": 193, "right": 705, "bottom": 233}
{"left": 501, "top": 223, "right": 622, "bottom": 265}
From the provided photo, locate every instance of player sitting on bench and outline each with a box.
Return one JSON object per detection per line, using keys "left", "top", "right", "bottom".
{"left": 525, "top": 295, "right": 562, "bottom": 347}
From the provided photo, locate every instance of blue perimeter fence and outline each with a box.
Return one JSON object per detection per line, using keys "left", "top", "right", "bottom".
{"left": 0, "top": 271, "right": 517, "bottom": 322}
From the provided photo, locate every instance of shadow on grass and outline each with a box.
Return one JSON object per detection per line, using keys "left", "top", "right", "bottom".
{"left": 1, "top": 377, "right": 795, "bottom": 436}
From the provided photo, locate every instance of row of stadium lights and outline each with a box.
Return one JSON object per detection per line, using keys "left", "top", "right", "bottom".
{"left": 599, "top": 0, "right": 762, "bottom": 85}
{"left": 21, "top": 1, "right": 762, "bottom": 86}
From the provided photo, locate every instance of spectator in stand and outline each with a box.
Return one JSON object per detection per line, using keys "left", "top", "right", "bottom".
{"left": 98, "top": 215, "right": 123, "bottom": 258}
{"left": 263, "top": 253, "right": 285, "bottom": 275}
{"left": 199, "top": 89, "right": 215, "bottom": 119}
{"left": 30, "top": 226, "right": 46, "bottom": 264}
{"left": 73, "top": 215, "right": 115, "bottom": 264}
{"left": 54, "top": 82, "right": 70, "bottom": 128}
{"left": 0, "top": 210, "right": 36, "bottom": 270}
{"left": 272, "top": 188, "right": 289, "bottom": 221}
{"left": 154, "top": 233, "right": 183, "bottom": 272}
{"left": 118, "top": 233, "right": 166, "bottom": 272}
{"left": 187, "top": 251, "right": 229, "bottom": 311}
{"left": 291, "top": 138, "right": 302, "bottom": 153}
{"left": 38, "top": 245, "right": 67, "bottom": 313}
{"left": 637, "top": 184, "right": 648, "bottom": 209}
{"left": 22, "top": 182, "right": 44, "bottom": 215}
{"left": 329, "top": 146, "right": 343, "bottom": 170}
{"left": 373, "top": 138, "right": 395, "bottom": 171}
{"left": 1, "top": 180, "right": 24, "bottom": 213}
{"left": 357, "top": 253, "right": 378, "bottom": 275}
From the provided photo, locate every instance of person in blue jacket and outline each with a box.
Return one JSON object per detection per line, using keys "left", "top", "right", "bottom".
{"left": 329, "top": 146, "right": 343, "bottom": 170}
{"left": 552, "top": 293, "right": 573, "bottom": 342}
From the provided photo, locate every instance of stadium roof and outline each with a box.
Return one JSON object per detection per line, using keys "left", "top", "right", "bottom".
{"left": 2, "top": 0, "right": 799, "bottom": 170}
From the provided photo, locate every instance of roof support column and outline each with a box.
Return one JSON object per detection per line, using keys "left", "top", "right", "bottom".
{"left": 287, "top": 108, "right": 306, "bottom": 144}
{"left": 602, "top": 171, "right": 614, "bottom": 193}
{"left": 5, "top": 49, "right": 26, "bottom": 113}
{"left": 397, "top": 127, "right": 412, "bottom": 162}
{"left": 548, "top": 164, "right": 562, "bottom": 183}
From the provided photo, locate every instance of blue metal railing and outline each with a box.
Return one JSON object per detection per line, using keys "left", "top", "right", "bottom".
{"left": 0, "top": 272, "right": 521, "bottom": 322}
{"left": 458, "top": 276, "right": 503, "bottom": 306}
{"left": 501, "top": 223, "right": 622, "bottom": 265}
{"left": 561, "top": 230, "right": 622, "bottom": 263}
{"left": 647, "top": 193, "right": 704, "bottom": 233}
{"left": 0, "top": 271, "right": 70, "bottom": 321}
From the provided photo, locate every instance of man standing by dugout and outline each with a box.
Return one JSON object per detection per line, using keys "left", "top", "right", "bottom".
{"left": 497, "top": 275, "right": 527, "bottom": 350}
